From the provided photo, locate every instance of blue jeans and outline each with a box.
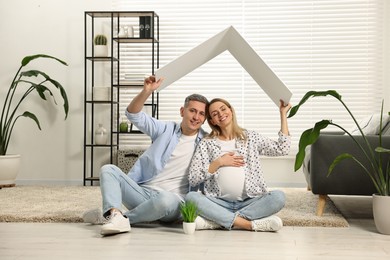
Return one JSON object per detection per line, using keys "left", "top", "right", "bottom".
{"left": 100, "top": 164, "right": 182, "bottom": 224}
{"left": 185, "top": 190, "right": 285, "bottom": 230}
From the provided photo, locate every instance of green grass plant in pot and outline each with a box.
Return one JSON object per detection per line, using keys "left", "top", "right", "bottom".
{"left": 94, "top": 34, "right": 108, "bottom": 57}
{"left": 0, "top": 54, "right": 69, "bottom": 187}
{"left": 288, "top": 90, "right": 390, "bottom": 235}
{"left": 180, "top": 201, "right": 200, "bottom": 234}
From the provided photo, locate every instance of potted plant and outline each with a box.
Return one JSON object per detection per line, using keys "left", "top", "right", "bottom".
{"left": 180, "top": 201, "right": 200, "bottom": 235}
{"left": 288, "top": 90, "right": 390, "bottom": 235}
{"left": 94, "top": 34, "right": 108, "bottom": 57}
{"left": 0, "top": 54, "right": 69, "bottom": 187}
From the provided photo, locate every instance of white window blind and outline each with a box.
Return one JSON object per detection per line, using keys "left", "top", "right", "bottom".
{"left": 113, "top": 0, "right": 387, "bottom": 151}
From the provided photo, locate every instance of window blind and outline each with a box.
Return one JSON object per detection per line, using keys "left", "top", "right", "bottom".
{"left": 113, "top": 0, "right": 387, "bottom": 150}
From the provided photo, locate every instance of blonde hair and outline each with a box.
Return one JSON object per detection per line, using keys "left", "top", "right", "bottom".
{"left": 206, "top": 98, "right": 246, "bottom": 140}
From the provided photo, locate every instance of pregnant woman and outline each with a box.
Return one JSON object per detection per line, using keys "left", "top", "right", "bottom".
{"left": 187, "top": 97, "right": 291, "bottom": 232}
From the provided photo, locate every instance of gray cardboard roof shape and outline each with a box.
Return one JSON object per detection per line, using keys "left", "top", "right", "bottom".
{"left": 155, "top": 26, "right": 292, "bottom": 106}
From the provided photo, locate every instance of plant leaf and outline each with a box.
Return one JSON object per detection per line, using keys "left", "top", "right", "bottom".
{"left": 180, "top": 201, "right": 199, "bottom": 222}
{"left": 327, "top": 153, "right": 353, "bottom": 176}
{"left": 35, "top": 84, "right": 49, "bottom": 100}
{"left": 1, "top": 54, "right": 68, "bottom": 155}
{"left": 21, "top": 54, "right": 68, "bottom": 67}
{"left": 294, "top": 119, "right": 331, "bottom": 171}
{"left": 16, "top": 70, "right": 69, "bottom": 119}
{"left": 47, "top": 78, "right": 69, "bottom": 119}
{"left": 288, "top": 90, "right": 342, "bottom": 118}
{"left": 20, "top": 70, "right": 47, "bottom": 78}
{"left": 375, "top": 147, "right": 390, "bottom": 153}
{"left": 21, "top": 111, "right": 42, "bottom": 130}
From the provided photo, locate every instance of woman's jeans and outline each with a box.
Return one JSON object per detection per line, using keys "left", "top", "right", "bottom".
{"left": 100, "top": 164, "right": 182, "bottom": 224}
{"left": 186, "top": 190, "right": 285, "bottom": 229}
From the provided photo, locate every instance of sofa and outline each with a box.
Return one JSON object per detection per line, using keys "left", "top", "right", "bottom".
{"left": 303, "top": 132, "right": 390, "bottom": 216}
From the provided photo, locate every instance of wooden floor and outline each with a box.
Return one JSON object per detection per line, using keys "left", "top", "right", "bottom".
{"left": 1, "top": 195, "right": 389, "bottom": 260}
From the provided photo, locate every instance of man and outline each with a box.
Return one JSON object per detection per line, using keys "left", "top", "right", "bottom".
{"left": 83, "top": 76, "right": 209, "bottom": 236}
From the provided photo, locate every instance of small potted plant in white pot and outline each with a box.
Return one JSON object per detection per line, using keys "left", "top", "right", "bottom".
{"left": 94, "top": 34, "right": 108, "bottom": 57}
{"left": 0, "top": 54, "right": 69, "bottom": 187}
{"left": 180, "top": 201, "right": 199, "bottom": 235}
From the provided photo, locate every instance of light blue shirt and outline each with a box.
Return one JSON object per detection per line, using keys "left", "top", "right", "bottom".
{"left": 125, "top": 109, "right": 207, "bottom": 184}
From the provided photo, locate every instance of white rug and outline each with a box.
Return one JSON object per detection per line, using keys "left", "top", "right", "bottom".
{"left": 0, "top": 186, "right": 348, "bottom": 227}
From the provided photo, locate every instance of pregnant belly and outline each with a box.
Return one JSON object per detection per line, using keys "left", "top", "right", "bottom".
{"left": 217, "top": 166, "right": 246, "bottom": 201}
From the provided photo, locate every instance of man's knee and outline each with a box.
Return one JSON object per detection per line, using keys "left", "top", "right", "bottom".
{"left": 152, "top": 191, "right": 180, "bottom": 211}
{"left": 100, "top": 164, "right": 122, "bottom": 179}
{"left": 185, "top": 191, "right": 202, "bottom": 203}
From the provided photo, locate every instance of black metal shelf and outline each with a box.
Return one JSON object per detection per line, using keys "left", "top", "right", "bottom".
{"left": 85, "top": 100, "right": 118, "bottom": 104}
{"left": 84, "top": 176, "right": 100, "bottom": 182}
{"left": 85, "top": 144, "right": 119, "bottom": 147}
{"left": 83, "top": 11, "right": 159, "bottom": 186}
{"left": 85, "top": 11, "right": 156, "bottom": 18}
{"left": 114, "top": 37, "right": 159, "bottom": 43}
{"left": 86, "top": 56, "right": 119, "bottom": 62}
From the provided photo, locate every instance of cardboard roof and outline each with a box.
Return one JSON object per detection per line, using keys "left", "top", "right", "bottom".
{"left": 155, "top": 26, "right": 292, "bottom": 106}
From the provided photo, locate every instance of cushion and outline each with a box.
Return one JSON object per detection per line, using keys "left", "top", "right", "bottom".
{"left": 349, "top": 114, "right": 390, "bottom": 135}
{"left": 117, "top": 149, "right": 146, "bottom": 173}
{"left": 381, "top": 121, "right": 390, "bottom": 136}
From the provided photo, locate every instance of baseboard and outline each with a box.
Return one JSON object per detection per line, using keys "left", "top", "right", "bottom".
{"left": 15, "top": 179, "right": 84, "bottom": 186}
{"left": 14, "top": 179, "right": 306, "bottom": 188}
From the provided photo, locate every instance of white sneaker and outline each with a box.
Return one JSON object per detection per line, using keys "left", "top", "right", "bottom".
{"left": 251, "top": 215, "right": 283, "bottom": 232}
{"left": 195, "top": 216, "right": 221, "bottom": 230}
{"left": 82, "top": 208, "right": 105, "bottom": 225}
{"left": 100, "top": 212, "right": 131, "bottom": 236}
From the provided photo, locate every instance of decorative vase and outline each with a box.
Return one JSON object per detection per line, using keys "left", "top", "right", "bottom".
{"left": 118, "top": 26, "right": 126, "bottom": 37}
{"left": 95, "top": 124, "right": 108, "bottom": 145}
{"left": 126, "top": 26, "right": 134, "bottom": 37}
{"left": 119, "top": 117, "right": 129, "bottom": 133}
{"left": 94, "top": 45, "right": 108, "bottom": 57}
{"left": 373, "top": 194, "right": 390, "bottom": 235}
{"left": 183, "top": 222, "right": 196, "bottom": 235}
{"left": 0, "top": 154, "right": 21, "bottom": 187}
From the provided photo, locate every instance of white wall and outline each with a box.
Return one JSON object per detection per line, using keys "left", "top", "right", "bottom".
{"left": 0, "top": 0, "right": 111, "bottom": 185}
{"left": 261, "top": 156, "right": 306, "bottom": 188}
{"left": 0, "top": 0, "right": 306, "bottom": 187}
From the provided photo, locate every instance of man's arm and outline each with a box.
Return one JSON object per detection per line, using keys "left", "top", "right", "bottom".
{"left": 127, "top": 75, "right": 164, "bottom": 113}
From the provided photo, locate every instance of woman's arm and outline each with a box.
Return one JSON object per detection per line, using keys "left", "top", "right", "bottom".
{"left": 208, "top": 152, "right": 244, "bottom": 173}
{"left": 280, "top": 100, "right": 292, "bottom": 136}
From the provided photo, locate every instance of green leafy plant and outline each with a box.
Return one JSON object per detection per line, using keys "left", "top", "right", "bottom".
{"left": 0, "top": 54, "right": 69, "bottom": 155}
{"left": 288, "top": 90, "right": 390, "bottom": 196}
{"left": 180, "top": 201, "right": 200, "bottom": 223}
{"left": 94, "top": 34, "right": 107, "bottom": 45}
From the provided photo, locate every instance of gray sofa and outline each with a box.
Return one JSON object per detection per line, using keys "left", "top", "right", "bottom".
{"left": 303, "top": 132, "right": 390, "bottom": 216}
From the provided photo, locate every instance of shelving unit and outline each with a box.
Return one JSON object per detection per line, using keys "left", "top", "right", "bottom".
{"left": 83, "top": 11, "right": 159, "bottom": 186}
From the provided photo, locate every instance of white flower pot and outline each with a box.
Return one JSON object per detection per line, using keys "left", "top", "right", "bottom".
{"left": 94, "top": 45, "right": 108, "bottom": 57}
{"left": 0, "top": 154, "right": 21, "bottom": 187}
{"left": 373, "top": 194, "right": 390, "bottom": 235}
{"left": 183, "top": 222, "right": 196, "bottom": 235}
